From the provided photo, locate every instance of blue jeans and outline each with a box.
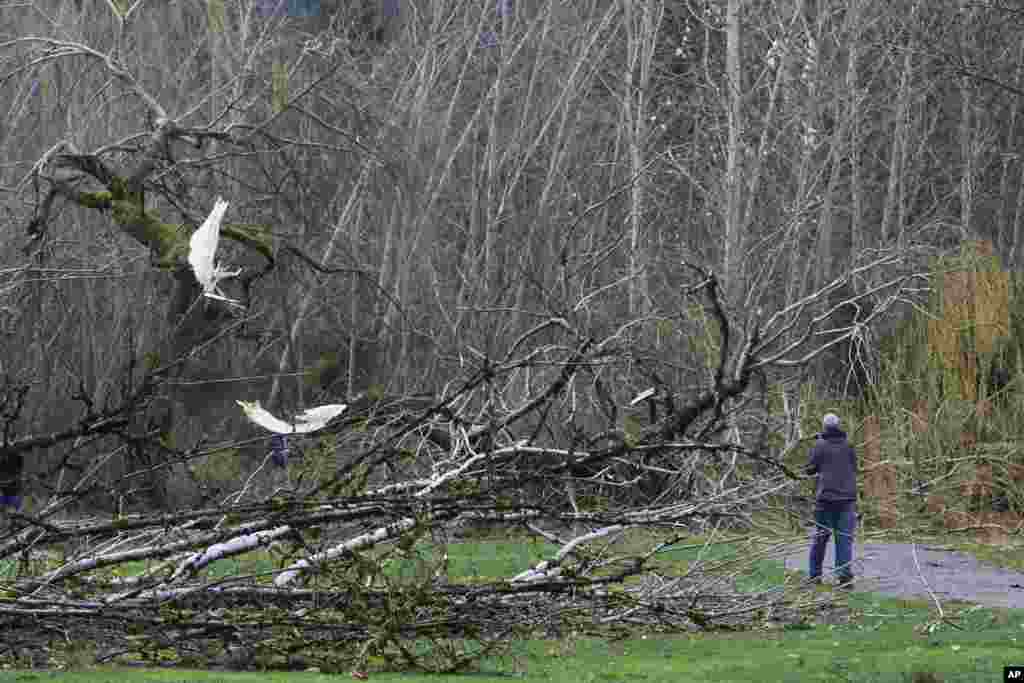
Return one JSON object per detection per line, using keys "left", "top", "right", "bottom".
{"left": 809, "top": 501, "right": 856, "bottom": 581}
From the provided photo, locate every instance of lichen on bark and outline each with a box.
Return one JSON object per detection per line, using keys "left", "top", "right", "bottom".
{"left": 76, "top": 178, "right": 273, "bottom": 269}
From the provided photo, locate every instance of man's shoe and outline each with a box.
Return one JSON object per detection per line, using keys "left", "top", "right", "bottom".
{"left": 837, "top": 576, "right": 855, "bottom": 590}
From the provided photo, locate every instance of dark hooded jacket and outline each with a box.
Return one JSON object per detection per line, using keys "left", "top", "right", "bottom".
{"left": 0, "top": 451, "right": 23, "bottom": 497}
{"left": 806, "top": 427, "right": 857, "bottom": 504}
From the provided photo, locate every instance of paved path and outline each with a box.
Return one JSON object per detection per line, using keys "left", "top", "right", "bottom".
{"left": 783, "top": 541, "right": 1024, "bottom": 609}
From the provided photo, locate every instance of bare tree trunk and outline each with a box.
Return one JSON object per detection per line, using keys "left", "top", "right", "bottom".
{"left": 623, "top": 0, "right": 642, "bottom": 318}
{"left": 723, "top": 0, "right": 744, "bottom": 307}
{"left": 997, "top": 152, "right": 1016, "bottom": 260}
{"left": 209, "top": 4, "right": 219, "bottom": 123}
{"left": 1011, "top": 158, "right": 1024, "bottom": 271}
{"left": 997, "top": 38, "right": 1024, "bottom": 263}
{"left": 482, "top": 0, "right": 516, "bottom": 300}
{"left": 785, "top": 21, "right": 819, "bottom": 321}
{"left": 622, "top": 0, "right": 663, "bottom": 317}
{"left": 847, "top": 0, "right": 864, "bottom": 267}
{"left": 881, "top": 34, "right": 914, "bottom": 246}
{"left": 960, "top": 75, "right": 974, "bottom": 241}
{"left": 813, "top": 146, "right": 842, "bottom": 294}
{"left": 813, "top": 0, "right": 863, "bottom": 294}
{"left": 740, "top": 18, "right": 793, "bottom": 313}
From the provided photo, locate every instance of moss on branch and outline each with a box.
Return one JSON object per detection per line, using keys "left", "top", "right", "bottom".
{"left": 73, "top": 176, "right": 273, "bottom": 270}
{"left": 221, "top": 223, "right": 274, "bottom": 264}
{"left": 77, "top": 191, "right": 114, "bottom": 209}
{"left": 112, "top": 198, "right": 187, "bottom": 267}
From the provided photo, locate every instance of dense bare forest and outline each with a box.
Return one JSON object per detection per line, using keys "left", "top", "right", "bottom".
{"left": 0, "top": 0, "right": 1022, "bottom": 672}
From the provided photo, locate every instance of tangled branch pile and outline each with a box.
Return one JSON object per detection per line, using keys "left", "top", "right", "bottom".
{"left": 0, "top": 260, "right": 921, "bottom": 672}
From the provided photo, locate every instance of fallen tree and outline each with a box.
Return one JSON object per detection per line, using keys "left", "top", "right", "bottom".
{"left": 0, "top": 254, "right": 926, "bottom": 672}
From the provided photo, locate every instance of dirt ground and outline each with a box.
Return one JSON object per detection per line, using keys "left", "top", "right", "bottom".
{"left": 783, "top": 540, "right": 1024, "bottom": 609}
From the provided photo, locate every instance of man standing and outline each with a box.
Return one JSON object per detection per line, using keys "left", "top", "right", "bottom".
{"left": 0, "top": 449, "right": 24, "bottom": 531}
{"left": 268, "top": 434, "right": 292, "bottom": 493}
{"left": 806, "top": 413, "right": 858, "bottom": 588}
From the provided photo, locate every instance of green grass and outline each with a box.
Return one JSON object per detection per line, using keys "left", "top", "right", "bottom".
{"left": 3, "top": 599, "right": 1022, "bottom": 682}
{"left": 391, "top": 536, "right": 558, "bottom": 582}
{"left": 3, "top": 532, "right": 1024, "bottom": 681}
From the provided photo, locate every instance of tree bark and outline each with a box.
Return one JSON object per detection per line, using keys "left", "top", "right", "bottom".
{"left": 998, "top": 38, "right": 1024, "bottom": 263}
{"left": 622, "top": 0, "right": 663, "bottom": 317}
{"left": 848, "top": 0, "right": 864, "bottom": 266}
{"left": 881, "top": 26, "right": 915, "bottom": 247}
{"left": 723, "top": 0, "right": 744, "bottom": 308}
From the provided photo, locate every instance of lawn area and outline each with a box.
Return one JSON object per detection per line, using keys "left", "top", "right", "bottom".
{"left": 2, "top": 530, "right": 1023, "bottom": 682}
{"left": 2, "top": 600, "right": 1021, "bottom": 683}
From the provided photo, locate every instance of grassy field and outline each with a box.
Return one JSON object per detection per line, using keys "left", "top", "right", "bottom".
{"left": 1, "top": 598, "right": 1021, "bottom": 683}
{"left": 2, "top": 528, "right": 1022, "bottom": 682}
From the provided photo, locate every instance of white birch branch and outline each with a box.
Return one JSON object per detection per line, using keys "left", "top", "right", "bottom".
{"left": 168, "top": 525, "right": 292, "bottom": 582}
{"left": 512, "top": 525, "right": 625, "bottom": 582}
{"left": 274, "top": 517, "right": 419, "bottom": 587}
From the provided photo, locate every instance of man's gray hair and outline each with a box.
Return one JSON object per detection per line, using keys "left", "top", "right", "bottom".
{"left": 822, "top": 413, "right": 840, "bottom": 429}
